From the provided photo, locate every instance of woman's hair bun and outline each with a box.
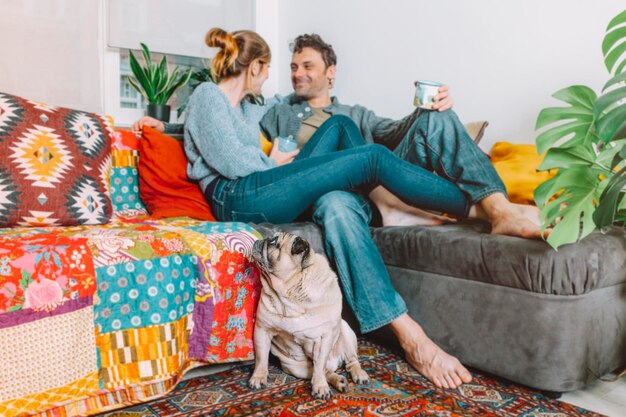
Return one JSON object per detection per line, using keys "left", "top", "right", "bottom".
{"left": 206, "top": 27, "right": 239, "bottom": 78}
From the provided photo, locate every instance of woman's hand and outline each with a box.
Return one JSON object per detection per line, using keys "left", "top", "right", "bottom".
{"left": 433, "top": 84, "right": 454, "bottom": 112}
{"left": 269, "top": 138, "right": 299, "bottom": 166}
{"left": 131, "top": 116, "right": 165, "bottom": 134}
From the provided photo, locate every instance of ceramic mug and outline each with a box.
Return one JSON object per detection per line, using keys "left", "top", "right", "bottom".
{"left": 413, "top": 80, "right": 442, "bottom": 110}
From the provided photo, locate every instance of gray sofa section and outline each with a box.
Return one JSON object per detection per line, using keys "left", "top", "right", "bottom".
{"left": 254, "top": 221, "right": 626, "bottom": 393}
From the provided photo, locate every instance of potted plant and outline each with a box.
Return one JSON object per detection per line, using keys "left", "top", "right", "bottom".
{"left": 128, "top": 43, "right": 192, "bottom": 122}
{"left": 177, "top": 65, "right": 217, "bottom": 118}
{"left": 534, "top": 9, "right": 626, "bottom": 249}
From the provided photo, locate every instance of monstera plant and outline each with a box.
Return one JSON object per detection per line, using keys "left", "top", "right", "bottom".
{"left": 534, "top": 9, "right": 626, "bottom": 249}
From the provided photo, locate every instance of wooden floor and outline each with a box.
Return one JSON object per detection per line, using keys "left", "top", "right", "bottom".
{"left": 560, "top": 373, "right": 626, "bottom": 417}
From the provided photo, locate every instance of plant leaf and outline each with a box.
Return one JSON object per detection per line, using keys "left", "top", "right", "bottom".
{"left": 594, "top": 83, "right": 626, "bottom": 143}
{"left": 594, "top": 165, "right": 626, "bottom": 227}
{"left": 141, "top": 43, "right": 152, "bottom": 66}
{"left": 534, "top": 166, "right": 604, "bottom": 248}
{"left": 129, "top": 50, "right": 151, "bottom": 99}
{"left": 603, "top": 9, "right": 626, "bottom": 74}
{"left": 603, "top": 71, "right": 626, "bottom": 91}
{"left": 535, "top": 86, "right": 597, "bottom": 154}
{"left": 537, "top": 145, "right": 596, "bottom": 171}
{"left": 598, "top": 139, "right": 626, "bottom": 168}
{"left": 595, "top": 99, "right": 626, "bottom": 144}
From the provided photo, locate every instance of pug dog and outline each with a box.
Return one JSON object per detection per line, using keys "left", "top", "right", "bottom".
{"left": 249, "top": 232, "right": 369, "bottom": 399}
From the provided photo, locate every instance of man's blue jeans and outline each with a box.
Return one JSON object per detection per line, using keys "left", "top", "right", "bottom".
{"left": 311, "top": 110, "right": 506, "bottom": 333}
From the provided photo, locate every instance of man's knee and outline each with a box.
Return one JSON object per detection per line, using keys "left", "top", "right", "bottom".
{"left": 421, "top": 109, "right": 464, "bottom": 134}
{"left": 312, "top": 191, "right": 372, "bottom": 225}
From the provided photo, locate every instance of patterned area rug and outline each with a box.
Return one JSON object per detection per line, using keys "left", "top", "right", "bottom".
{"left": 99, "top": 339, "right": 604, "bottom": 417}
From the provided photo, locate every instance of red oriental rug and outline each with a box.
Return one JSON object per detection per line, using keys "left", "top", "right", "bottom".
{"left": 99, "top": 339, "right": 604, "bottom": 417}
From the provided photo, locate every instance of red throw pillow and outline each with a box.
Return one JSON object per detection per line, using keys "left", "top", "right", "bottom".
{"left": 0, "top": 92, "right": 113, "bottom": 227}
{"left": 138, "top": 126, "right": 215, "bottom": 221}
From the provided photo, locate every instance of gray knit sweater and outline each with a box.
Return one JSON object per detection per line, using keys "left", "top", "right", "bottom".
{"left": 183, "top": 82, "right": 282, "bottom": 192}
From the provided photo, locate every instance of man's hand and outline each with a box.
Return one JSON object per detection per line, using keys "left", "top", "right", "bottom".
{"left": 413, "top": 82, "right": 454, "bottom": 112}
{"left": 433, "top": 84, "right": 454, "bottom": 112}
{"left": 131, "top": 116, "right": 165, "bottom": 134}
{"left": 269, "top": 138, "right": 299, "bottom": 166}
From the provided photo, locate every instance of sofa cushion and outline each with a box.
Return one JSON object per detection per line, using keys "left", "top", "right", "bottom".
{"left": 371, "top": 222, "right": 626, "bottom": 295}
{"left": 138, "top": 127, "right": 215, "bottom": 221}
{"left": 0, "top": 92, "right": 113, "bottom": 227}
{"left": 490, "top": 142, "right": 556, "bottom": 205}
{"left": 109, "top": 130, "right": 146, "bottom": 214}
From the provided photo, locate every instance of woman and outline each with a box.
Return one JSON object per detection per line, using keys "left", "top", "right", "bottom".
{"left": 181, "top": 28, "right": 472, "bottom": 226}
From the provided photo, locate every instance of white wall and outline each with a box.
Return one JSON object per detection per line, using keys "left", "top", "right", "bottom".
{"left": 2, "top": 0, "right": 622, "bottom": 149}
{"left": 275, "top": 0, "right": 624, "bottom": 151}
{"left": 0, "top": 0, "right": 103, "bottom": 113}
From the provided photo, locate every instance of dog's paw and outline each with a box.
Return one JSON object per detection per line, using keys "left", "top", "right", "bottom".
{"left": 351, "top": 368, "right": 370, "bottom": 385}
{"left": 312, "top": 383, "right": 332, "bottom": 400}
{"left": 327, "top": 372, "right": 348, "bottom": 392}
{"left": 248, "top": 374, "right": 268, "bottom": 389}
{"left": 334, "top": 375, "right": 349, "bottom": 392}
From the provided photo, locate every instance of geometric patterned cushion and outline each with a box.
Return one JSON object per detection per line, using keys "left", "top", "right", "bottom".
{"left": 109, "top": 130, "right": 146, "bottom": 214}
{"left": 0, "top": 92, "right": 114, "bottom": 227}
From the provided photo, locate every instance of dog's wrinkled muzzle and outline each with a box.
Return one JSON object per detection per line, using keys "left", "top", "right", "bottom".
{"left": 252, "top": 239, "right": 269, "bottom": 270}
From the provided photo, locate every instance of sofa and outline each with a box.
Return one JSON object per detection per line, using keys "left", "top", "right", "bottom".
{"left": 1, "top": 91, "right": 625, "bottom": 416}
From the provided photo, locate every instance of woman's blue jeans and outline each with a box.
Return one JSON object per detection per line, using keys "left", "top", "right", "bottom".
{"left": 210, "top": 115, "right": 471, "bottom": 224}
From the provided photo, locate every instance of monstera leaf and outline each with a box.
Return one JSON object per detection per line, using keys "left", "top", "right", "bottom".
{"left": 534, "top": 166, "right": 607, "bottom": 249}
{"left": 594, "top": 166, "right": 626, "bottom": 228}
{"left": 594, "top": 72, "right": 626, "bottom": 143}
{"left": 602, "top": 9, "right": 626, "bottom": 75}
{"left": 535, "top": 86, "right": 597, "bottom": 154}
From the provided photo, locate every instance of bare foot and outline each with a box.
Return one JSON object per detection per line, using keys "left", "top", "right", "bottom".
{"left": 380, "top": 206, "right": 456, "bottom": 227}
{"left": 470, "top": 193, "right": 548, "bottom": 239}
{"left": 390, "top": 314, "right": 472, "bottom": 389}
{"left": 369, "top": 186, "right": 456, "bottom": 227}
{"left": 490, "top": 204, "right": 548, "bottom": 239}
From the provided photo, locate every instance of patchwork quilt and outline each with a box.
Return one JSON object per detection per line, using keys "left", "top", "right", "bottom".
{"left": 0, "top": 136, "right": 263, "bottom": 416}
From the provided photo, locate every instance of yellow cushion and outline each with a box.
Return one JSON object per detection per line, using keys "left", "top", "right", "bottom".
{"left": 490, "top": 142, "right": 556, "bottom": 205}
{"left": 260, "top": 133, "right": 272, "bottom": 155}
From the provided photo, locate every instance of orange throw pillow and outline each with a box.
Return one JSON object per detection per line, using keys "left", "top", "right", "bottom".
{"left": 138, "top": 126, "right": 215, "bottom": 221}
{"left": 490, "top": 142, "right": 556, "bottom": 205}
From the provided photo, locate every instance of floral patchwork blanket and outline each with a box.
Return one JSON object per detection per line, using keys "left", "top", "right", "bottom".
{"left": 0, "top": 214, "right": 262, "bottom": 416}
{"left": 0, "top": 133, "right": 264, "bottom": 416}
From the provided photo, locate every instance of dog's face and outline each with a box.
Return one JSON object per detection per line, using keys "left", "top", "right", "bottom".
{"left": 252, "top": 232, "right": 311, "bottom": 278}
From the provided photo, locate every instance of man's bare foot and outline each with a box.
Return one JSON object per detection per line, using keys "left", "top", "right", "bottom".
{"left": 470, "top": 193, "right": 548, "bottom": 239}
{"left": 380, "top": 206, "right": 456, "bottom": 227}
{"left": 490, "top": 203, "right": 552, "bottom": 239}
{"left": 390, "top": 314, "right": 472, "bottom": 389}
